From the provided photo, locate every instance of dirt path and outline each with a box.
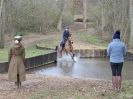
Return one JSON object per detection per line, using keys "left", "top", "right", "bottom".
{"left": 6, "top": 33, "right": 61, "bottom": 48}
{"left": 0, "top": 74, "right": 112, "bottom": 99}
{"left": 5, "top": 32, "right": 103, "bottom": 49}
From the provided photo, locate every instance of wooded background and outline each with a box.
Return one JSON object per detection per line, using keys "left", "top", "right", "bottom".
{"left": 0, "top": 0, "right": 133, "bottom": 49}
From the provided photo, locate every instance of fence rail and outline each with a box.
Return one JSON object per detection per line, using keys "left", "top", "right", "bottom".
{"left": 125, "top": 52, "right": 133, "bottom": 60}
{"left": 75, "top": 49, "right": 107, "bottom": 58}
{"left": 75, "top": 49, "right": 133, "bottom": 60}
{"left": 0, "top": 52, "right": 57, "bottom": 73}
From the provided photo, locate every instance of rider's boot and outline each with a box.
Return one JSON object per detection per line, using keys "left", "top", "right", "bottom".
{"left": 72, "top": 53, "right": 76, "bottom": 62}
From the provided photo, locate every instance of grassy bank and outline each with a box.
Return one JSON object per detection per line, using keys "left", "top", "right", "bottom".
{"left": 73, "top": 31, "right": 108, "bottom": 48}
{"left": 0, "top": 46, "right": 49, "bottom": 62}
{"left": 36, "top": 37, "right": 59, "bottom": 49}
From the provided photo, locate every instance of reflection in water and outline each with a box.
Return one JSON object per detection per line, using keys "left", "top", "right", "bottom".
{"left": 32, "top": 57, "right": 133, "bottom": 80}
{"left": 57, "top": 60, "right": 74, "bottom": 75}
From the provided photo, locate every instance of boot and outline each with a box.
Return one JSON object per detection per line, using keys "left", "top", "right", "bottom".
{"left": 16, "top": 81, "right": 19, "bottom": 89}
{"left": 15, "top": 82, "right": 17, "bottom": 86}
{"left": 19, "top": 82, "right": 21, "bottom": 88}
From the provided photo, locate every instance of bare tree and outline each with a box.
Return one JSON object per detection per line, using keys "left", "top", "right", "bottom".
{"left": 57, "top": 0, "right": 65, "bottom": 31}
{"left": 83, "top": 0, "right": 87, "bottom": 29}
{"left": 130, "top": 0, "right": 133, "bottom": 49}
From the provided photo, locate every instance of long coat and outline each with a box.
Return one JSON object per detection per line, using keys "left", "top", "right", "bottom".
{"left": 8, "top": 43, "right": 26, "bottom": 82}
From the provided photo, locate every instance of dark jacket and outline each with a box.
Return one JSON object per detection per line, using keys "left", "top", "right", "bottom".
{"left": 63, "top": 30, "right": 70, "bottom": 42}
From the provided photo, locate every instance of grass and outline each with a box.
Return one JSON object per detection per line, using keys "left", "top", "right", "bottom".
{"left": 0, "top": 35, "right": 59, "bottom": 62}
{"left": 0, "top": 46, "right": 50, "bottom": 62}
{"left": 73, "top": 31, "right": 108, "bottom": 47}
{"left": 36, "top": 37, "right": 59, "bottom": 48}
{"left": 0, "top": 47, "right": 8, "bottom": 62}
{"left": 31, "top": 89, "right": 93, "bottom": 99}
{"left": 30, "top": 80, "right": 133, "bottom": 99}
{"left": 25, "top": 46, "right": 50, "bottom": 58}
{"left": 103, "top": 80, "right": 133, "bottom": 99}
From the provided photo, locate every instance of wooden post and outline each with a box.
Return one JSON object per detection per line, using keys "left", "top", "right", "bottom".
{"left": 130, "top": 0, "right": 133, "bottom": 49}
{"left": 0, "top": 0, "right": 4, "bottom": 48}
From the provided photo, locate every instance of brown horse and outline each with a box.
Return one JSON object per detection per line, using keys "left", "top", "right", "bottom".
{"left": 57, "top": 36, "right": 75, "bottom": 61}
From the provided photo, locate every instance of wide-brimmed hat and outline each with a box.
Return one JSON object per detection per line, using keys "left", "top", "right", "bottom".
{"left": 14, "top": 35, "right": 22, "bottom": 41}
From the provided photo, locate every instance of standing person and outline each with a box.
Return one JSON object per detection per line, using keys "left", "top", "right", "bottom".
{"left": 60, "top": 26, "right": 70, "bottom": 57}
{"left": 107, "top": 30, "right": 126, "bottom": 91}
{"left": 8, "top": 35, "right": 26, "bottom": 88}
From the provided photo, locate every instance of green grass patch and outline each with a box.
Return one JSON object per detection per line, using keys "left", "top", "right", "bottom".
{"left": 103, "top": 80, "right": 133, "bottom": 99}
{"left": 74, "top": 32, "right": 108, "bottom": 47}
{"left": 0, "top": 46, "right": 50, "bottom": 62}
{"left": 31, "top": 89, "right": 93, "bottom": 99}
{"left": 25, "top": 46, "right": 50, "bottom": 58}
{"left": 36, "top": 37, "right": 59, "bottom": 49}
{"left": 0, "top": 48, "right": 8, "bottom": 62}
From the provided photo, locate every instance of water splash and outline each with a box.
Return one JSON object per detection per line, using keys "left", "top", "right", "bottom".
{"left": 57, "top": 54, "right": 80, "bottom": 62}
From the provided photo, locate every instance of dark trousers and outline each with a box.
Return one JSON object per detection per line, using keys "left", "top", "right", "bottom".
{"left": 110, "top": 62, "right": 123, "bottom": 76}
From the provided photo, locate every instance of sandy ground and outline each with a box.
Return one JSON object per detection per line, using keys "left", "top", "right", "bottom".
{"left": 0, "top": 74, "right": 113, "bottom": 99}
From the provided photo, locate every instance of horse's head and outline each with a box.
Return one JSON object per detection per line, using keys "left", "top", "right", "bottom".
{"left": 67, "top": 37, "right": 73, "bottom": 45}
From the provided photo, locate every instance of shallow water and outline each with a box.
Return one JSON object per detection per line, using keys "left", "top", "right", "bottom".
{"left": 31, "top": 55, "right": 133, "bottom": 80}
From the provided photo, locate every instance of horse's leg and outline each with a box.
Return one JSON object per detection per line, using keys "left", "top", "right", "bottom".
{"left": 64, "top": 48, "right": 68, "bottom": 55}
{"left": 57, "top": 45, "right": 62, "bottom": 58}
{"left": 60, "top": 47, "right": 66, "bottom": 57}
{"left": 66, "top": 50, "right": 75, "bottom": 61}
{"left": 60, "top": 48, "right": 63, "bottom": 58}
{"left": 70, "top": 50, "right": 76, "bottom": 62}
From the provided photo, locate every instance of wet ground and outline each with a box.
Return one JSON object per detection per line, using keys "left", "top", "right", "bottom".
{"left": 31, "top": 56, "right": 133, "bottom": 80}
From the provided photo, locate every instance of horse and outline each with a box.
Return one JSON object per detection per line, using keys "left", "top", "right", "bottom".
{"left": 56, "top": 36, "right": 75, "bottom": 61}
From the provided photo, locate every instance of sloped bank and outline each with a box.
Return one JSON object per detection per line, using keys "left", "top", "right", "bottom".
{"left": 0, "top": 52, "right": 57, "bottom": 73}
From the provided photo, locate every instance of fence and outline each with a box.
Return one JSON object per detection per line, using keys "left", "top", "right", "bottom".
{"left": 75, "top": 49, "right": 133, "bottom": 60}
{"left": 125, "top": 51, "right": 133, "bottom": 60}
{"left": 0, "top": 51, "right": 57, "bottom": 73}
{"left": 75, "top": 49, "right": 107, "bottom": 58}
{"left": 0, "top": 49, "right": 133, "bottom": 73}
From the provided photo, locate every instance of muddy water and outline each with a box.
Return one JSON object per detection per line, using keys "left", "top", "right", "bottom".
{"left": 31, "top": 56, "right": 133, "bottom": 80}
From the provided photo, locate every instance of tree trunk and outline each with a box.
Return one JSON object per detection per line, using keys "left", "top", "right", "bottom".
{"left": 57, "top": 0, "right": 65, "bottom": 31}
{"left": 83, "top": 0, "right": 87, "bottom": 29}
{"left": 130, "top": 0, "right": 133, "bottom": 49}
{"left": 57, "top": 15, "right": 63, "bottom": 31}
{"left": 0, "top": 0, "right": 4, "bottom": 48}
